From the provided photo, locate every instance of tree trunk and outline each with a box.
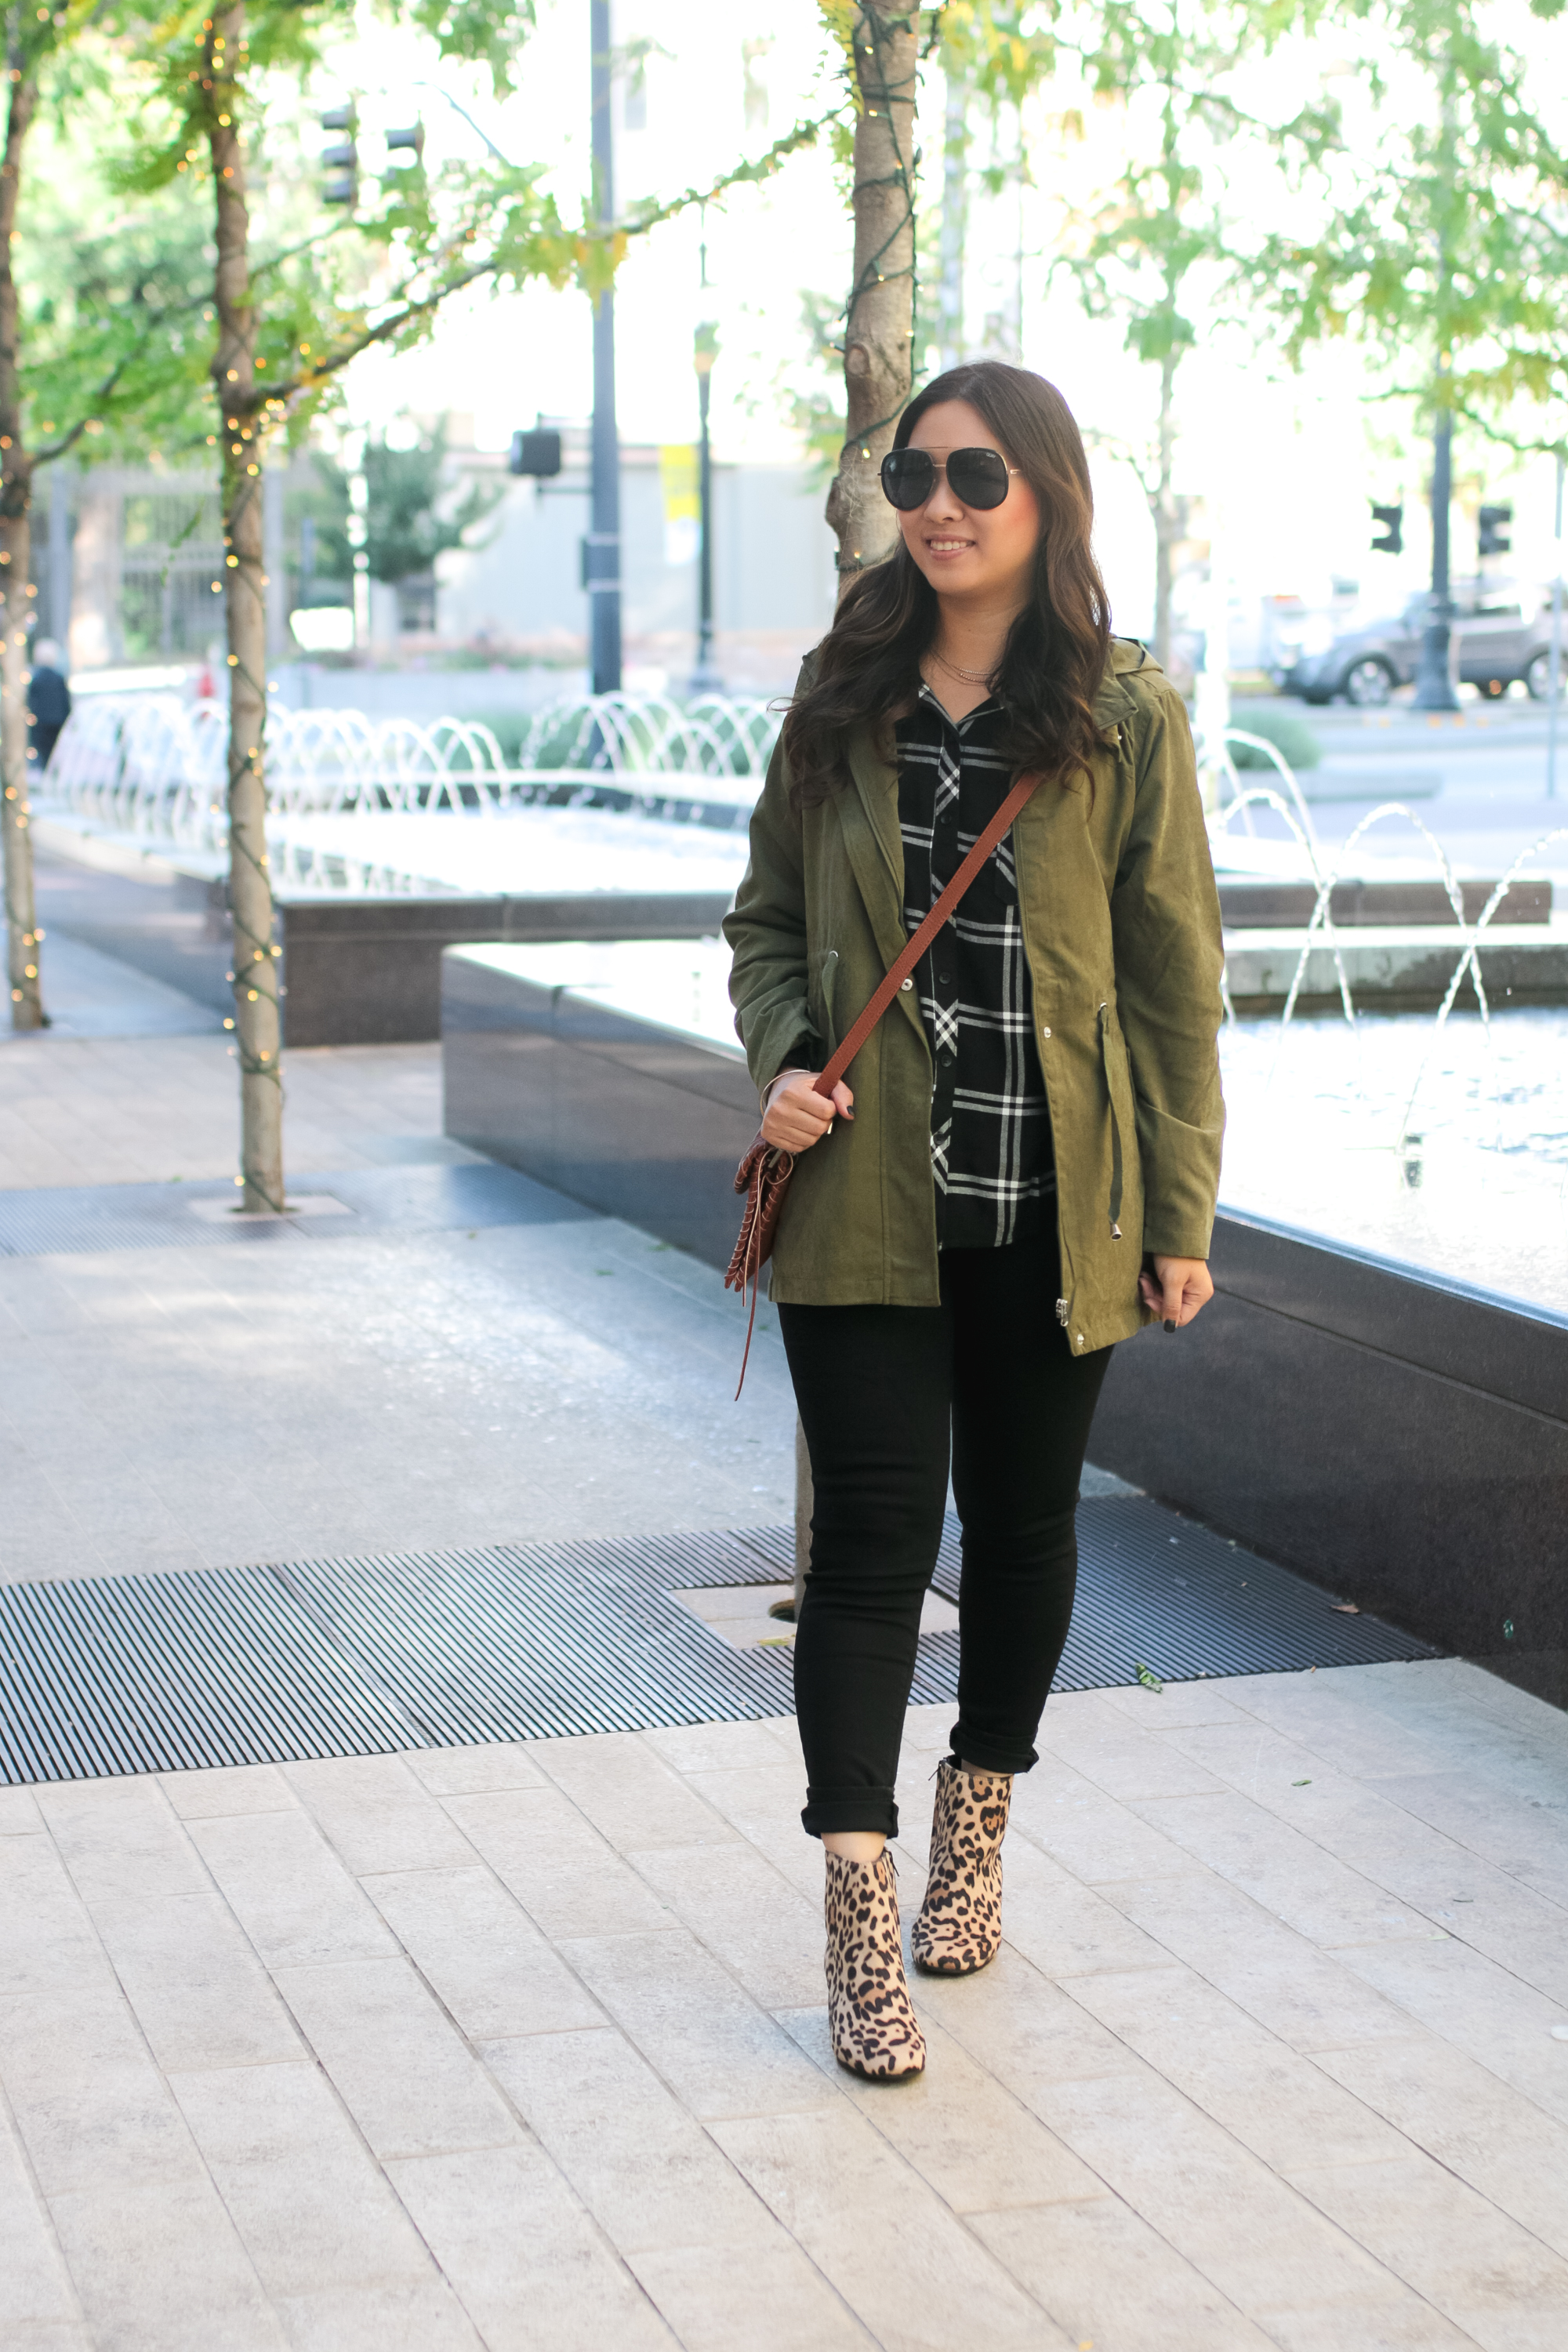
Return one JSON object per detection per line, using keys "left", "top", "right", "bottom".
{"left": 0, "top": 68, "right": 42, "bottom": 1033}
{"left": 824, "top": 4, "right": 919, "bottom": 593}
{"left": 937, "top": 56, "right": 967, "bottom": 374}
{"left": 797, "top": 5, "right": 920, "bottom": 1607}
{"left": 206, "top": 5, "right": 282, "bottom": 1209}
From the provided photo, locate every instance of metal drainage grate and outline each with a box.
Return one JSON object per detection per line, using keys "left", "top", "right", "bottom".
{"left": 0, "top": 1163, "right": 597, "bottom": 1258}
{"left": 0, "top": 1504, "right": 1437, "bottom": 1786}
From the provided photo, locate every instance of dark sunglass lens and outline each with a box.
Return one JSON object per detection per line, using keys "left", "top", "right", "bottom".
{"left": 880, "top": 449, "right": 935, "bottom": 510}
{"left": 946, "top": 448, "right": 1011, "bottom": 509}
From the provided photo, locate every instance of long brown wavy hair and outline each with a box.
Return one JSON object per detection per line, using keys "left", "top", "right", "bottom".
{"left": 782, "top": 362, "right": 1112, "bottom": 810}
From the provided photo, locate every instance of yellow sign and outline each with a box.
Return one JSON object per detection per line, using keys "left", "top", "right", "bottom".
{"left": 659, "top": 444, "right": 699, "bottom": 523}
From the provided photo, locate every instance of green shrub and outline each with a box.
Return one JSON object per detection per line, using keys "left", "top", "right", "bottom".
{"left": 1227, "top": 704, "right": 1322, "bottom": 770}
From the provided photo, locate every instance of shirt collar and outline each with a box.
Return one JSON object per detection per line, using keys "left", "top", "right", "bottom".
{"left": 916, "top": 679, "right": 1004, "bottom": 729}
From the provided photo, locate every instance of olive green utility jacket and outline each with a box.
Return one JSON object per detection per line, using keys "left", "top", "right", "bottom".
{"left": 723, "top": 639, "right": 1225, "bottom": 1353}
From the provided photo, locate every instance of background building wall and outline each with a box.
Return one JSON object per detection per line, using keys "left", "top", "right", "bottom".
{"left": 438, "top": 426, "right": 837, "bottom": 690}
{"left": 42, "top": 433, "right": 839, "bottom": 697}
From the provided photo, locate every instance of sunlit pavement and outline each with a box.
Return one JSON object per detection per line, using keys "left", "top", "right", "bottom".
{"left": 2, "top": 964, "right": 1567, "bottom": 2350}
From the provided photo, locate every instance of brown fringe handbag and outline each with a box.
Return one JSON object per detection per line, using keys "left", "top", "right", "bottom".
{"left": 725, "top": 768, "right": 1044, "bottom": 1392}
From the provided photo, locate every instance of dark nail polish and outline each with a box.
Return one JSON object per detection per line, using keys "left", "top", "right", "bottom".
{"left": 1163, "top": 1318, "right": 1176, "bottom": 1333}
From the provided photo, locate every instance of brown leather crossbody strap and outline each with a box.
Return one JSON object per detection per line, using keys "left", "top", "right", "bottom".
{"left": 811, "top": 768, "right": 1044, "bottom": 1099}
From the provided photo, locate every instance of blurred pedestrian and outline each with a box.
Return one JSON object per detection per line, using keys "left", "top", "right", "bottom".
{"left": 27, "top": 637, "right": 70, "bottom": 771}
{"left": 726, "top": 362, "right": 1225, "bottom": 2080}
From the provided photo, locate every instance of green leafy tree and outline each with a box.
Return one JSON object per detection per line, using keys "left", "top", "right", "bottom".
{"left": 315, "top": 419, "right": 501, "bottom": 592}
{"left": 1257, "top": 0, "right": 1568, "bottom": 437}
{"left": 1255, "top": 2, "right": 1568, "bottom": 492}
{"left": 112, "top": 0, "right": 833, "bottom": 1208}
{"left": 1047, "top": 0, "right": 1336, "bottom": 670}
{"left": 932, "top": 2, "right": 1063, "bottom": 369}
{"left": 1245, "top": 0, "right": 1568, "bottom": 696}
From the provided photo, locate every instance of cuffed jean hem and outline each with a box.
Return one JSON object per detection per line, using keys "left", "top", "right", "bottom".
{"left": 948, "top": 1728, "right": 1040, "bottom": 1776}
{"left": 801, "top": 1788, "right": 900, "bottom": 1840}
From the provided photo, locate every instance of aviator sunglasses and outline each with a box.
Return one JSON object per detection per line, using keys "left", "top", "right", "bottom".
{"left": 880, "top": 445, "right": 1020, "bottom": 512}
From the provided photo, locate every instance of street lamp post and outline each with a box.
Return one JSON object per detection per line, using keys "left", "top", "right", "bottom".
{"left": 1412, "top": 400, "right": 1460, "bottom": 712}
{"left": 1549, "top": 452, "right": 1564, "bottom": 802}
{"left": 691, "top": 322, "right": 720, "bottom": 694}
{"left": 343, "top": 429, "right": 370, "bottom": 652}
{"left": 586, "top": 0, "right": 622, "bottom": 697}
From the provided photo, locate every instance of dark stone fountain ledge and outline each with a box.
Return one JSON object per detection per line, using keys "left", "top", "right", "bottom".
{"left": 442, "top": 941, "right": 1567, "bottom": 1704}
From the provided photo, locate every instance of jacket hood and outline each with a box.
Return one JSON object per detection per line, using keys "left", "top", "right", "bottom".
{"left": 1092, "top": 637, "right": 1163, "bottom": 734}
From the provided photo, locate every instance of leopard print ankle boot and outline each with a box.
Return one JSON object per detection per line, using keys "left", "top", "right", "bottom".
{"left": 823, "top": 1849, "right": 927, "bottom": 2079}
{"left": 911, "top": 1759, "right": 1011, "bottom": 1976}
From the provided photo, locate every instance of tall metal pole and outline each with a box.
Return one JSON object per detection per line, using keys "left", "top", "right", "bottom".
{"left": 691, "top": 324, "right": 719, "bottom": 691}
{"left": 1549, "top": 452, "right": 1564, "bottom": 801}
{"left": 587, "top": 0, "right": 622, "bottom": 696}
{"left": 1413, "top": 398, "right": 1460, "bottom": 711}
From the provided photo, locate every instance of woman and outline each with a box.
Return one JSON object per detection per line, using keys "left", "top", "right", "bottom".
{"left": 724, "top": 361, "right": 1225, "bottom": 2080}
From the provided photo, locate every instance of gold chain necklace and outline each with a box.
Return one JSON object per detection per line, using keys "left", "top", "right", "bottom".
{"left": 930, "top": 644, "right": 1000, "bottom": 686}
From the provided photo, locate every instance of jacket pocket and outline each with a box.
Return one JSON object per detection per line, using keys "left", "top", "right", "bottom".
{"left": 808, "top": 948, "right": 840, "bottom": 1058}
{"left": 1098, "top": 1000, "right": 1138, "bottom": 1241}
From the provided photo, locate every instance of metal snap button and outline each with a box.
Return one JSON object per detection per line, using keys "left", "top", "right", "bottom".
{"left": 1040, "top": 1025, "right": 1051, "bottom": 1040}
{"left": 900, "top": 977, "right": 913, "bottom": 991}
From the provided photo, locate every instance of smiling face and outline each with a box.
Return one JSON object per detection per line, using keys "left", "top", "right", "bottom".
{"left": 895, "top": 397, "right": 1043, "bottom": 612}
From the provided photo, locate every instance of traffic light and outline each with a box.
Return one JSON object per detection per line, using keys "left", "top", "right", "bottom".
{"left": 510, "top": 429, "right": 563, "bottom": 479}
{"left": 320, "top": 105, "right": 358, "bottom": 206}
{"left": 385, "top": 122, "right": 425, "bottom": 169}
{"left": 1370, "top": 502, "right": 1403, "bottom": 556}
{"left": 1478, "top": 503, "right": 1513, "bottom": 557}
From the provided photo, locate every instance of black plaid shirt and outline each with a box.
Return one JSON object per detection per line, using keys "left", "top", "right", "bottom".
{"left": 896, "top": 685, "right": 1054, "bottom": 1250}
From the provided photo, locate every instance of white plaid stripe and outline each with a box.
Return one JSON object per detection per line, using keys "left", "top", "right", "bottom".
{"left": 897, "top": 685, "right": 1054, "bottom": 1249}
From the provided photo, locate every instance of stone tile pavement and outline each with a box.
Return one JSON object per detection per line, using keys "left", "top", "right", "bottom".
{"left": 0, "top": 1201, "right": 798, "bottom": 1584}
{"left": 0, "top": 1031, "right": 462, "bottom": 1192}
{"left": 5, "top": 934, "right": 1568, "bottom": 2347}
{"left": 0, "top": 1029, "right": 800, "bottom": 1584}
{"left": 3, "top": 1664, "right": 1566, "bottom": 2352}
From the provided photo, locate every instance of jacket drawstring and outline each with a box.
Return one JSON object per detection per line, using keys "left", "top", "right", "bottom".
{"left": 1099, "top": 1000, "right": 1123, "bottom": 1240}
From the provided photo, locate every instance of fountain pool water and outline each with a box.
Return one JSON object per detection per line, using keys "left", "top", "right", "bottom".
{"left": 1218, "top": 1006, "right": 1568, "bottom": 1317}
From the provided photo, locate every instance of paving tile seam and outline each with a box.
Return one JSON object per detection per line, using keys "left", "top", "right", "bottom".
{"left": 1160, "top": 1714, "right": 1568, "bottom": 1896}
{"left": 1116, "top": 1780, "right": 1564, "bottom": 1990}
{"left": 157, "top": 1864, "right": 620, "bottom": 2347}
{"left": 4, "top": 1825, "right": 292, "bottom": 2344}
{"left": 978, "top": 2008, "right": 1494, "bottom": 2343}
{"left": 990, "top": 1835, "right": 1504, "bottom": 2136}
{"left": 802, "top": 1945, "right": 1285, "bottom": 2348}
{"left": 125, "top": 1771, "right": 503, "bottom": 2326}
{"left": 383, "top": 1739, "right": 1065, "bottom": 2341}
{"left": 1081, "top": 1961, "right": 1568, "bottom": 2273}
{"left": 1016, "top": 1832, "right": 1568, "bottom": 2290}
{"left": 10, "top": 1680, "right": 1559, "bottom": 2347}
{"left": 1279, "top": 2155, "right": 1568, "bottom": 2328}
{"left": 470, "top": 1987, "right": 873, "bottom": 2343}
{"left": 1319, "top": 1948, "right": 1568, "bottom": 2140}
{"left": 878, "top": 1976, "right": 1348, "bottom": 2347}
{"left": 0, "top": 2069, "right": 89, "bottom": 2335}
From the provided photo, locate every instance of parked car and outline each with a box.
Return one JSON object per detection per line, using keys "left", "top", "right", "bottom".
{"left": 1279, "top": 588, "right": 1564, "bottom": 706}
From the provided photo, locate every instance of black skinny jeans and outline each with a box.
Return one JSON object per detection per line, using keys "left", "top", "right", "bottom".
{"left": 779, "top": 1231, "right": 1112, "bottom": 1838}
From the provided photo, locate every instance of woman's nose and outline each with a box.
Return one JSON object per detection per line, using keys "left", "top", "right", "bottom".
{"left": 924, "top": 470, "right": 965, "bottom": 521}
